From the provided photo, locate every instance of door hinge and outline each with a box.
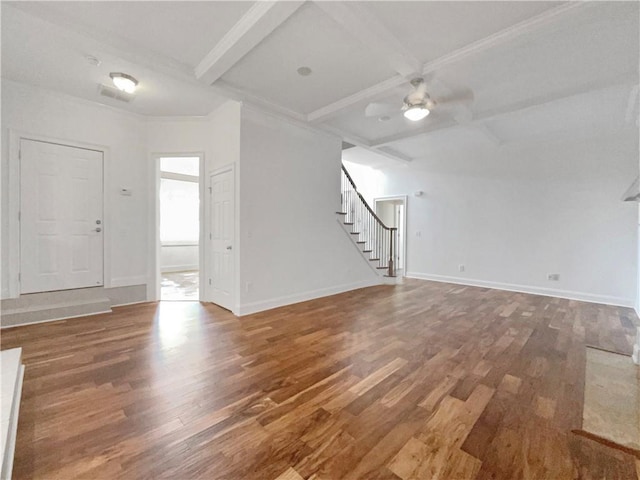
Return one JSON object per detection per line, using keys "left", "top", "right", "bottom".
{"left": 18, "top": 273, "right": 21, "bottom": 282}
{"left": 18, "top": 149, "right": 21, "bottom": 160}
{"left": 209, "top": 233, "right": 212, "bottom": 240}
{"left": 17, "top": 211, "right": 21, "bottom": 221}
{"left": 208, "top": 186, "right": 212, "bottom": 194}
{"left": 208, "top": 278, "right": 212, "bottom": 285}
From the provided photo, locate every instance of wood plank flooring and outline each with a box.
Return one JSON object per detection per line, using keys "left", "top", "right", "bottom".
{"left": 1, "top": 279, "right": 638, "bottom": 479}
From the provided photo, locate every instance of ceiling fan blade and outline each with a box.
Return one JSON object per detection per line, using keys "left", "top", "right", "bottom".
{"left": 435, "top": 89, "right": 474, "bottom": 106}
{"left": 365, "top": 102, "right": 397, "bottom": 117}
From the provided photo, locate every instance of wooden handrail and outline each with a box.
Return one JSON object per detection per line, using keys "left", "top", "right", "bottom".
{"left": 341, "top": 165, "right": 394, "bottom": 231}
{"left": 340, "top": 164, "right": 398, "bottom": 277}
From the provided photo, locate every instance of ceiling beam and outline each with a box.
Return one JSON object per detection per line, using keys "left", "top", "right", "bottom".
{"left": 313, "top": 1, "right": 422, "bottom": 78}
{"left": 321, "top": 126, "right": 412, "bottom": 165}
{"left": 625, "top": 85, "right": 639, "bottom": 125}
{"left": 195, "top": 1, "right": 305, "bottom": 85}
{"left": 369, "top": 75, "right": 638, "bottom": 147}
{"left": 307, "top": 2, "right": 585, "bottom": 124}
{"left": 211, "top": 80, "right": 307, "bottom": 122}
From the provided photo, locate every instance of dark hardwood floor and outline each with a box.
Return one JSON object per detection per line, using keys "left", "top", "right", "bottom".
{"left": 1, "top": 279, "right": 638, "bottom": 479}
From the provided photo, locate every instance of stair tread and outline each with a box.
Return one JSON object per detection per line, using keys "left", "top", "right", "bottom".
{"left": 336, "top": 212, "right": 347, "bottom": 215}
{"left": 369, "top": 258, "right": 380, "bottom": 261}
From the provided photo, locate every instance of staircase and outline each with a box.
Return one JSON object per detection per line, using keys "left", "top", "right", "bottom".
{"left": 337, "top": 164, "right": 398, "bottom": 278}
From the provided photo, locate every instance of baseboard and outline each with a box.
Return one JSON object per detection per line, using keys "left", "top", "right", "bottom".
{"left": 236, "top": 278, "right": 383, "bottom": 316}
{"left": 405, "top": 272, "right": 635, "bottom": 308}
{"left": 110, "top": 300, "right": 154, "bottom": 308}
{"left": 109, "top": 276, "right": 148, "bottom": 288}
{"left": 160, "top": 265, "right": 199, "bottom": 273}
{"left": 0, "top": 309, "right": 113, "bottom": 329}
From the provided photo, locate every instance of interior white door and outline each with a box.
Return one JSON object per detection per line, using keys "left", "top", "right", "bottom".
{"left": 20, "top": 139, "right": 104, "bottom": 294}
{"left": 209, "top": 169, "right": 234, "bottom": 310}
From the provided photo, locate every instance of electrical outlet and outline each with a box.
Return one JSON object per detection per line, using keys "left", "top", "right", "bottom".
{"left": 547, "top": 273, "right": 560, "bottom": 281}
{"left": 416, "top": 231, "right": 422, "bottom": 237}
{"left": 459, "top": 264, "right": 465, "bottom": 272}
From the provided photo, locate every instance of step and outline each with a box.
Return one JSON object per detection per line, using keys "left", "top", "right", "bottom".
{"left": 0, "top": 348, "right": 24, "bottom": 480}
{"left": 1, "top": 287, "right": 109, "bottom": 310}
{"left": 1, "top": 298, "right": 112, "bottom": 327}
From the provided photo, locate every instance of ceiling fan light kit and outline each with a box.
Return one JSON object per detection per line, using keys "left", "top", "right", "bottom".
{"left": 365, "top": 76, "right": 472, "bottom": 122}
{"left": 403, "top": 105, "right": 430, "bottom": 121}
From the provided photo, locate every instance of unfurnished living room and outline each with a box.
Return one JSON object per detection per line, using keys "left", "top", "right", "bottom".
{"left": 1, "top": 1, "right": 639, "bottom": 479}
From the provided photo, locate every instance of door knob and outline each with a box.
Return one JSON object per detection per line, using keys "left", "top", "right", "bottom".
{"left": 226, "top": 245, "right": 232, "bottom": 250}
{"left": 95, "top": 227, "right": 102, "bottom": 232}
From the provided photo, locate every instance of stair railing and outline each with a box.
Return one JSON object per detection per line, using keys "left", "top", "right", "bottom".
{"left": 340, "top": 165, "right": 397, "bottom": 277}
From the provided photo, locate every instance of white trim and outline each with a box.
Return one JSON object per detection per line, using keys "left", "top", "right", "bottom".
{"left": 0, "top": 309, "right": 113, "bottom": 330}
{"left": 374, "top": 195, "right": 408, "bottom": 274}
{"left": 194, "top": 1, "right": 304, "bottom": 84}
{"left": 405, "top": 272, "right": 635, "bottom": 308}
{"left": 160, "top": 171, "right": 199, "bottom": 183}
{"left": 2, "top": 78, "right": 146, "bottom": 121}
{"left": 110, "top": 300, "right": 152, "bottom": 308}
{"left": 236, "top": 278, "right": 382, "bottom": 316}
{"left": 321, "top": 124, "right": 412, "bottom": 165}
{"left": 241, "top": 102, "right": 338, "bottom": 142}
{"left": 149, "top": 152, "right": 205, "bottom": 302}
{"left": 6, "top": 130, "right": 111, "bottom": 299}
{"left": 109, "top": 276, "right": 148, "bottom": 288}
{"left": 315, "top": 1, "right": 421, "bottom": 78}
{"left": 160, "top": 265, "right": 199, "bottom": 273}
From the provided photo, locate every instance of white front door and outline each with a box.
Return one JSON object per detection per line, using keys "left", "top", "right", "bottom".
{"left": 209, "top": 169, "right": 234, "bottom": 310}
{"left": 20, "top": 139, "right": 104, "bottom": 294}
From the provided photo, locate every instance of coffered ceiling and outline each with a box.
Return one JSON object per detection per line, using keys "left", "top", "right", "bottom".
{"left": 2, "top": 1, "right": 638, "bottom": 162}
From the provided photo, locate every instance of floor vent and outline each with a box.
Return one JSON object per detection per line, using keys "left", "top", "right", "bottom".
{"left": 97, "top": 84, "right": 136, "bottom": 103}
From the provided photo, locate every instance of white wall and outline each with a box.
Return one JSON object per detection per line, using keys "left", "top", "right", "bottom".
{"left": 1, "top": 80, "right": 149, "bottom": 297}
{"left": 377, "top": 131, "right": 638, "bottom": 307}
{"left": 160, "top": 245, "right": 198, "bottom": 272}
{"left": 237, "top": 108, "right": 379, "bottom": 315}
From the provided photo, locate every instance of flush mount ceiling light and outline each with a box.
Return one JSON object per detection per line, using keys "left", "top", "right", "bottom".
{"left": 297, "top": 66, "right": 312, "bottom": 76}
{"left": 403, "top": 104, "right": 430, "bottom": 121}
{"left": 109, "top": 72, "right": 138, "bottom": 94}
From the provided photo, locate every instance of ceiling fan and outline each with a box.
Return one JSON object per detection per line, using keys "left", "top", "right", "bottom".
{"left": 365, "top": 77, "right": 474, "bottom": 122}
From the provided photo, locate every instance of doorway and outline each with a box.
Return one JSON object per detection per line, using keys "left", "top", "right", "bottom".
{"left": 374, "top": 196, "right": 407, "bottom": 274}
{"left": 20, "top": 139, "right": 104, "bottom": 293}
{"left": 158, "top": 156, "right": 201, "bottom": 301}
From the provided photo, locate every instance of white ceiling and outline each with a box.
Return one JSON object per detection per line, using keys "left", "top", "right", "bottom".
{"left": 1, "top": 1, "right": 638, "bottom": 160}
{"left": 221, "top": 2, "right": 397, "bottom": 114}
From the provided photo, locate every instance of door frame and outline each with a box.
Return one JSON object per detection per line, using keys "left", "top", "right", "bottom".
{"left": 373, "top": 195, "right": 407, "bottom": 275}
{"left": 208, "top": 163, "right": 237, "bottom": 312}
{"left": 150, "top": 152, "right": 205, "bottom": 302}
{"left": 6, "top": 129, "right": 110, "bottom": 299}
